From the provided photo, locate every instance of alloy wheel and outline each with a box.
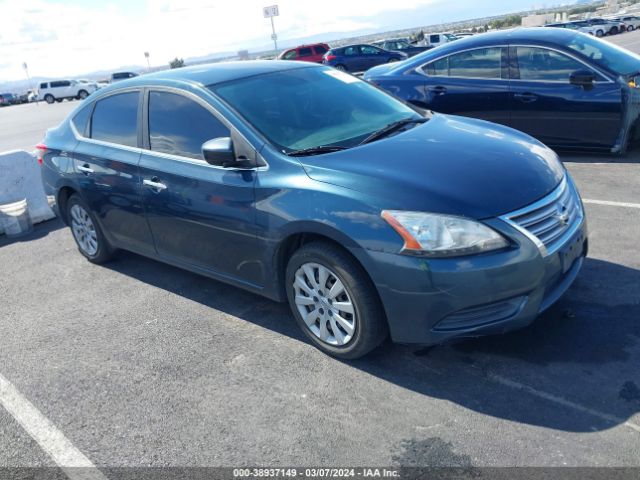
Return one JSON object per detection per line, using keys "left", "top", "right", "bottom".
{"left": 70, "top": 204, "right": 98, "bottom": 256}
{"left": 293, "top": 262, "right": 356, "bottom": 346}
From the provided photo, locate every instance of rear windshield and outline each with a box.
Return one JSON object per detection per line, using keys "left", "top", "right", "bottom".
{"left": 209, "top": 67, "right": 420, "bottom": 152}
{"left": 567, "top": 33, "right": 640, "bottom": 76}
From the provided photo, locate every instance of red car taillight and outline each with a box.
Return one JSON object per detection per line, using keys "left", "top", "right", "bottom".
{"left": 325, "top": 54, "right": 337, "bottom": 62}
{"left": 35, "top": 143, "right": 47, "bottom": 165}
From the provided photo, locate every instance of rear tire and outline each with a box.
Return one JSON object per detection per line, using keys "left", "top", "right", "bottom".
{"left": 596, "top": 29, "right": 604, "bottom": 37}
{"left": 334, "top": 64, "right": 347, "bottom": 72}
{"left": 628, "top": 25, "right": 635, "bottom": 32}
{"left": 67, "top": 195, "right": 114, "bottom": 264}
{"left": 285, "top": 242, "right": 388, "bottom": 359}
{"left": 44, "top": 94, "right": 54, "bottom": 104}
{"left": 611, "top": 26, "right": 619, "bottom": 35}
{"left": 78, "top": 90, "right": 89, "bottom": 100}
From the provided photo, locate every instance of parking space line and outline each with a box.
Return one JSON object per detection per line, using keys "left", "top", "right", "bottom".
{"left": 583, "top": 199, "right": 640, "bottom": 209}
{"left": 0, "top": 372, "right": 108, "bottom": 480}
{"left": 487, "top": 373, "right": 640, "bottom": 434}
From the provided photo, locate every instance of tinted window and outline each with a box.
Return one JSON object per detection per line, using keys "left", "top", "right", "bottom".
{"left": 40, "top": 82, "right": 48, "bottom": 89}
{"left": 72, "top": 104, "right": 93, "bottom": 136}
{"left": 51, "top": 81, "right": 70, "bottom": 88}
{"left": 425, "top": 48, "right": 502, "bottom": 79}
{"left": 343, "top": 46, "right": 359, "bottom": 56}
{"left": 314, "top": 45, "right": 328, "bottom": 55}
{"left": 148, "top": 91, "right": 229, "bottom": 160}
{"left": 211, "top": 67, "right": 421, "bottom": 152}
{"left": 429, "top": 35, "right": 440, "bottom": 43}
{"left": 516, "top": 47, "right": 585, "bottom": 81}
{"left": 90, "top": 92, "right": 139, "bottom": 147}
{"left": 361, "top": 46, "right": 380, "bottom": 55}
{"left": 298, "top": 47, "right": 313, "bottom": 57}
{"left": 567, "top": 34, "right": 640, "bottom": 75}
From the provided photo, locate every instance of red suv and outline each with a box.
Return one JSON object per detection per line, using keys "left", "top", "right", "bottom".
{"left": 278, "top": 43, "right": 330, "bottom": 63}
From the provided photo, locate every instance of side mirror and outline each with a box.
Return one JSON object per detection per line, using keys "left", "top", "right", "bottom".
{"left": 202, "top": 137, "right": 256, "bottom": 169}
{"left": 570, "top": 70, "right": 596, "bottom": 88}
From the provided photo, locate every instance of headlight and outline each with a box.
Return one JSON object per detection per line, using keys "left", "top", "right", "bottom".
{"left": 381, "top": 210, "right": 509, "bottom": 257}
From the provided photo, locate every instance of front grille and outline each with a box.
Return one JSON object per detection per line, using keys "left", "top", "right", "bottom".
{"left": 502, "top": 177, "right": 584, "bottom": 256}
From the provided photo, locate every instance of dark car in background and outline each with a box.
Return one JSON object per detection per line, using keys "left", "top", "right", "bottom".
{"left": 278, "top": 43, "right": 330, "bottom": 63}
{"left": 364, "top": 28, "right": 640, "bottom": 153}
{"left": 110, "top": 71, "right": 139, "bottom": 82}
{"left": 323, "top": 44, "right": 407, "bottom": 72}
{"left": 373, "top": 39, "right": 432, "bottom": 57}
{"left": 39, "top": 61, "right": 587, "bottom": 359}
{"left": 0, "top": 93, "right": 19, "bottom": 106}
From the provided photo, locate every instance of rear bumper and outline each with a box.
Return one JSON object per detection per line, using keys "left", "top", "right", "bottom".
{"left": 358, "top": 218, "right": 587, "bottom": 345}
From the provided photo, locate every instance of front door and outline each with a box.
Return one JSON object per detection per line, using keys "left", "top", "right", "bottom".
{"left": 509, "top": 46, "right": 622, "bottom": 149}
{"left": 138, "top": 90, "right": 261, "bottom": 285}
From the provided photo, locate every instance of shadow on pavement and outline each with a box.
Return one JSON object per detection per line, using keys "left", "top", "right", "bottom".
{"left": 0, "top": 217, "right": 64, "bottom": 247}
{"left": 103, "top": 250, "right": 640, "bottom": 434}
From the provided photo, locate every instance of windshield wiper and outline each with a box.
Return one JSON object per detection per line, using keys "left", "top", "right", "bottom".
{"left": 286, "top": 145, "right": 349, "bottom": 157}
{"left": 358, "top": 117, "right": 428, "bottom": 146}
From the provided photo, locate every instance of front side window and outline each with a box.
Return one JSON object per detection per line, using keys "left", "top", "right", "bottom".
{"left": 90, "top": 91, "right": 139, "bottom": 147}
{"left": 343, "top": 46, "right": 359, "bottom": 56}
{"left": 429, "top": 35, "right": 440, "bottom": 43}
{"left": 282, "top": 50, "right": 297, "bottom": 60}
{"left": 424, "top": 47, "right": 503, "bottom": 79}
{"left": 210, "top": 67, "right": 421, "bottom": 152}
{"left": 567, "top": 33, "right": 640, "bottom": 76}
{"left": 516, "top": 47, "right": 587, "bottom": 81}
{"left": 148, "top": 91, "right": 229, "bottom": 160}
{"left": 298, "top": 47, "right": 313, "bottom": 57}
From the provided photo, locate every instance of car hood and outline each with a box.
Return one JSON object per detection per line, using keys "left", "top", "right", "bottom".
{"left": 299, "top": 114, "right": 565, "bottom": 219}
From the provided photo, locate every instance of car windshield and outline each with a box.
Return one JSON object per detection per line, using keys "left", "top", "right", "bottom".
{"left": 210, "top": 67, "right": 421, "bottom": 153}
{"left": 567, "top": 33, "right": 640, "bottom": 75}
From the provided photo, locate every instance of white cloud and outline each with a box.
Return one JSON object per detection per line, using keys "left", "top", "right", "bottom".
{"left": 0, "top": 0, "right": 436, "bottom": 81}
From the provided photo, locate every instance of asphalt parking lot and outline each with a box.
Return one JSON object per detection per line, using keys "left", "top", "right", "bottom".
{"left": 1, "top": 44, "right": 639, "bottom": 474}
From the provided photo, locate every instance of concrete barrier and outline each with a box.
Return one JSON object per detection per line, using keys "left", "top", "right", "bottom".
{"left": 0, "top": 149, "right": 56, "bottom": 236}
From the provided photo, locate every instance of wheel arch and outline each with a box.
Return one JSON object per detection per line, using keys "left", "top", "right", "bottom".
{"left": 56, "top": 185, "right": 80, "bottom": 225}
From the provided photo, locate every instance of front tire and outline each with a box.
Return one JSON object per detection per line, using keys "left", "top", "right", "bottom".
{"left": 285, "top": 242, "right": 388, "bottom": 359}
{"left": 44, "top": 94, "right": 54, "bottom": 104}
{"left": 596, "top": 29, "right": 604, "bottom": 37}
{"left": 78, "top": 90, "right": 89, "bottom": 100}
{"left": 67, "top": 195, "right": 113, "bottom": 264}
{"left": 628, "top": 25, "right": 635, "bottom": 32}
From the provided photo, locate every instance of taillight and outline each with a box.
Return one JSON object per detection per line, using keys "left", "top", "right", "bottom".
{"left": 325, "top": 54, "right": 337, "bottom": 62}
{"left": 35, "top": 143, "right": 47, "bottom": 165}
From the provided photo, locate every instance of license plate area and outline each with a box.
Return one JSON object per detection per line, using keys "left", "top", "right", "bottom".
{"left": 561, "top": 231, "right": 586, "bottom": 274}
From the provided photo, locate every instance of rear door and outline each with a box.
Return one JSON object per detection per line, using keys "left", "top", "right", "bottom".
{"left": 297, "top": 46, "right": 315, "bottom": 63}
{"left": 418, "top": 46, "right": 511, "bottom": 125}
{"left": 508, "top": 45, "right": 622, "bottom": 149}
{"left": 138, "top": 89, "right": 261, "bottom": 285}
{"left": 72, "top": 89, "right": 155, "bottom": 253}
{"left": 312, "top": 45, "right": 328, "bottom": 63}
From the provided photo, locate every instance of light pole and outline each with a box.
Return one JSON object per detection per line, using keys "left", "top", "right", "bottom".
{"left": 22, "top": 62, "right": 37, "bottom": 104}
{"left": 144, "top": 52, "right": 151, "bottom": 72}
{"left": 263, "top": 5, "right": 280, "bottom": 57}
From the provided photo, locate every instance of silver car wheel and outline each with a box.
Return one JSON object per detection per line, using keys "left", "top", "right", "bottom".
{"left": 293, "top": 262, "right": 356, "bottom": 346}
{"left": 70, "top": 204, "right": 98, "bottom": 256}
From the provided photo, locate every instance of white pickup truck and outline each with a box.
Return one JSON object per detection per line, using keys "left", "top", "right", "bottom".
{"left": 416, "top": 32, "right": 459, "bottom": 48}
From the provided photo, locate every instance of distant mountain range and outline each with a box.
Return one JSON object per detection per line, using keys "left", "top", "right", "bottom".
{"left": 0, "top": 0, "right": 596, "bottom": 93}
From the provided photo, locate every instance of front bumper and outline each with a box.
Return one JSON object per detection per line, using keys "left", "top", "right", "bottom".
{"left": 360, "top": 217, "right": 587, "bottom": 345}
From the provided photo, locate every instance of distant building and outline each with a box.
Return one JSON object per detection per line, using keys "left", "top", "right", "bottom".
{"left": 521, "top": 13, "right": 555, "bottom": 27}
{"left": 237, "top": 50, "right": 250, "bottom": 61}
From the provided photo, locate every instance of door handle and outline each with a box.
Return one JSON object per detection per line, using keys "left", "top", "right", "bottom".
{"left": 430, "top": 86, "right": 447, "bottom": 95}
{"left": 77, "top": 164, "right": 94, "bottom": 175}
{"left": 143, "top": 178, "right": 167, "bottom": 191}
{"left": 514, "top": 92, "right": 538, "bottom": 103}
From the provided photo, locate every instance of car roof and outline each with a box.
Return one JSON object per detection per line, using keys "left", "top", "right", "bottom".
{"left": 98, "top": 60, "right": 317, "bottom": 90}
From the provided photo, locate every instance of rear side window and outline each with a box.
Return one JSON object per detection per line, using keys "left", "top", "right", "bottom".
{"left": 90, "top": 92, "right": 139, "bottom": 147}
{"left": 516, "top": 47, "right": 587, "bottom": 81}
{"left": 314, "top": 45, "right": 328, "bottom": 55}
{"left": 148, "top": 91, "right": 229, "bottom": 160}
{"left": 429, "top": 35, "right": 440, "bottom": 43}
{"left": 298, "top": 47, "right": 313, "bottom": 57}
{"left": 424, "top": 48, "right": 503, "bottom": 79}
{"left": 72, "top": 104, "right": 93, "bottom": 136}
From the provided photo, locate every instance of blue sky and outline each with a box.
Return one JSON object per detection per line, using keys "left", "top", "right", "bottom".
{"left": 0, "top": 0, "right": 575, "bottom": 81}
